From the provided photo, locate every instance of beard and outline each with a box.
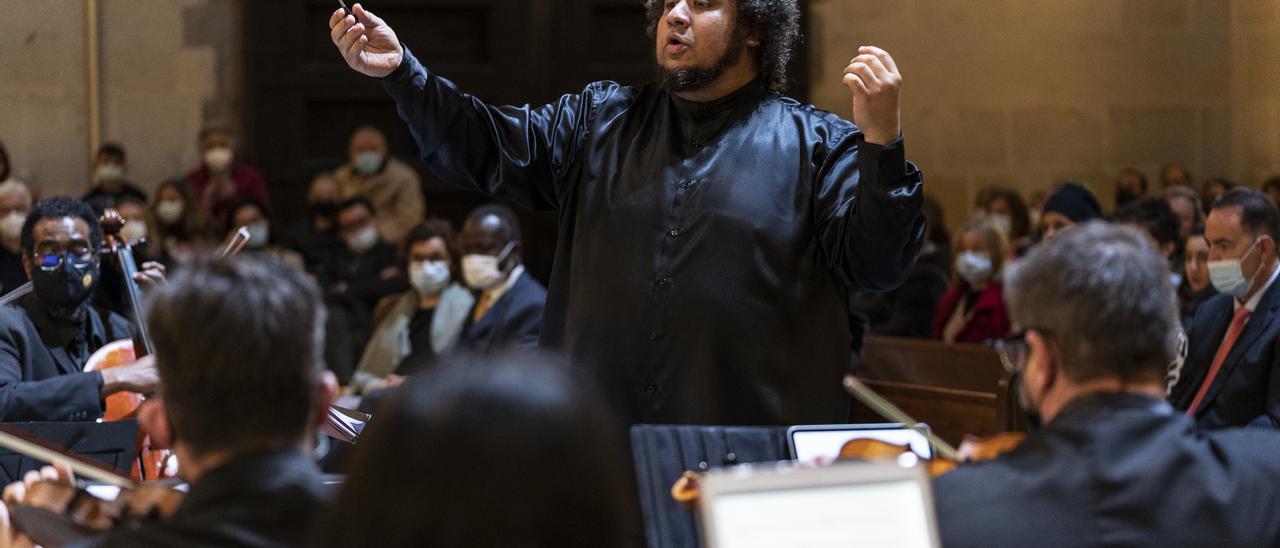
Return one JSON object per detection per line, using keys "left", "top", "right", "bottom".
{"left": 660, "top": 29, "right": 748, "bottom": 93}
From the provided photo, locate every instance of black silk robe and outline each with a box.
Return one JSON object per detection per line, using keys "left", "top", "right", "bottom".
{"left": 383, "top": 47, "right": 925, "bottom": 426}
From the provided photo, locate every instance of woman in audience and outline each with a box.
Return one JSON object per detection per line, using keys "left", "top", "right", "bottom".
{"left": 1038, "top": 182, "right": 1103, "bottom": 241}
{"left": 348, "top": 219, "right": 475, "bottom": 395}
{"left": 149, "top": 178, "right": 215, "bottom": 268}
{"left": 1179, "top": 228, "right": 1216, "bottom": 330}
{"left": 226, "top": 198, "right": 304, "bottom": 270}
{"left": 980, "top": 187, "right": 1033, "bottom": 254}
{"left": 932, "top": 219, "right": 1011, "bottom": 344}
{"left": 320, "top": 354, "right": 634, "bottom": 547}
{"left": 1165, "top": 185, "right": 1204, "bottom": 242}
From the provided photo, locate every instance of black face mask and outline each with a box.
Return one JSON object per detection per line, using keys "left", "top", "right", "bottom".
{"left": 32, "top": 259, "right": 99, "bottom": 308}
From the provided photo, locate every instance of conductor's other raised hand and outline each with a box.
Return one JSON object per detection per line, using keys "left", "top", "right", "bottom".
{"left": 842, "top": 46, "right": 903, "bottom": 147}
{"left": 329, "top": 3, "right": 403, "bottom": 78}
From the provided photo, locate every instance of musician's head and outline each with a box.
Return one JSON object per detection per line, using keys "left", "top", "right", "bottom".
{"left": 646, "top": 0, "right": 800, "bottom": 94}
{"left": 1000, "top": 221, "right": 1178, "bottom": 424}
{"left": 20, "top": 197, "right": 103, "bottom": 309}
{"left": 320, "top": 353, "right": 633, "bottom": 547}
{"left": 140, "top": 254, "right": 337, "bottom": 480}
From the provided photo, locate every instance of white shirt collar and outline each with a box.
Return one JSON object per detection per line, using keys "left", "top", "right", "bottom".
{"left": 484, "top": 264, "right": 524, "bottom": 305}
{"left": 1237, "top": 261, "right": 1280, "bottom": 312}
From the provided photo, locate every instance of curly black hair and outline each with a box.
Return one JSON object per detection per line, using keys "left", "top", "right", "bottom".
{"left": 21, "top": 197, "right": 104, "bottom": 255}
{"left": 645, "top": 0, "right": 801, "bottom": 92}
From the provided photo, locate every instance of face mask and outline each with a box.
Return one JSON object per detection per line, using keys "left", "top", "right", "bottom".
{"left": 94, "top": 164, "right": 124, "bottom": 185}
{"left": 121, "top": 219, "right": 148, "bottom": 242}
{"left": 955, "top": 251, "right": 994, "bottom": 285}
{"left": 203, "top": 147, "right": 234, "bottom": 172}
{"left": 0, "top": 212, "right": 24, "bottom": 241}
{"left": 32, "top": 258, "right": 99, "bottom": 308}
{"left": 246, "top": 222, "right": 270, "bottom": 249}
{"left": 352, "top": 152, "right": 384, "bottom": 176}
{"left": 989, "top": 214, "right": 1013, "bottom": 236}
{"left": 156, "top": 200, "right": 184, "bottom": 225}
{"left": 462, "top": 243, "right": 515, "bottom": 291}
{"left": 1208, "top": 239, "right": 1261, "bottom": 297}
{"left": 346, "top": 225, "right": 379, "bottom": 253}
{"left": 410, "top": 260, "right": 451, "bottom": 295}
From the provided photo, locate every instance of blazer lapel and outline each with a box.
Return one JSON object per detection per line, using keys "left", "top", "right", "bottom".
{"left": 1195, "top": 283, "right": 1280, "bottom": 416}
{"left": 1176, "top": 298, "right": 1232, "bottom": 408}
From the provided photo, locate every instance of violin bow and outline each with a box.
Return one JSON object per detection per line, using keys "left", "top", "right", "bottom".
{"left": 842, "top": 375, "right": 960, "bottom": 460}
{"left": 220, "top": 227, "right": 252, "bottom": 258}
{"left": 0, "top": 281, "right": 32, "bottom": 307}
{"left": 0, "top": 424, "right": 133, "bottom": 488}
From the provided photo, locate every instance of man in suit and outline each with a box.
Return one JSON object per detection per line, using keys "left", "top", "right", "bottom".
{"left": 457, "top": 204, "right": 545, "bottom": 353}
{"left": 0, "top": 254, "right": 338, "bottom": 547}
{"left": 0, "top": 197, "right": 157, "bottom": 421}
{"left": 934, "top": 221, "right": 1280, "bottom": 547}
{"left": 1169, "top": 188, "right": 1280, "bottom": 428}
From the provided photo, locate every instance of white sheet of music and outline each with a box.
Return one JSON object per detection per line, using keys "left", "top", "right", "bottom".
{"left": 706, "top": 479, "right": 934, "bottom": 548}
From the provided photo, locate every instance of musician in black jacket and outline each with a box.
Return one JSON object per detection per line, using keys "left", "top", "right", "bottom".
{"left": 0, "top": 197, "right": 157, "bottom": 421}
{"left": 933, "top": 222, "right": 1280, "bottom": 547}
{"left": 0, "top": 254, "right": 339, "bottom": 547}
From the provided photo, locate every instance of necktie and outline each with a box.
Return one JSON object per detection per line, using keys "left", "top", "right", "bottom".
{"left": 472, "top": 292, "right": 493, "bottom": 324}
{"left": 1187, "top": 306, "right": 1252, "bottom": 415}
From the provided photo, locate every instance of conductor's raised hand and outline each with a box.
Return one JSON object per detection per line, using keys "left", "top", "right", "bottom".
{"left": 842, "top": 46, "right": 902, "bottom": 147}
{"left": 329, "top": 3, "right": 403, "bottom": 78}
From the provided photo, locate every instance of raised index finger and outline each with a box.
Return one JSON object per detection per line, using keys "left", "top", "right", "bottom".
{"left": 328, "top": 8, "right": 348, "bottom": 29}
{"left": 859, "top": 46, "right": 899, "bottom": 75}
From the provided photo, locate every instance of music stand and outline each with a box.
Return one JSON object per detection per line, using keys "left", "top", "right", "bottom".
{"left": 0, "top": 420, "right": 139, "bottom": 484}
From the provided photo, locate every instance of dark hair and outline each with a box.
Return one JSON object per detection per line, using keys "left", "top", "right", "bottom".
{"left": 983, "top": 187, "right": 1031, "bottom": 240}
{"left": 21, "top": 197, "right": 103, "bottom": 255}
{"left": 1113, "top": 198, "right": 1180, "bottom": 251}
{"left": 96, "top": 143, "right": 126, "bottom": 163}
{"left": 338, "top": 196, "right": 377, "bottom": 217}
{"left": 320, "top": 353, "right": 633, "bottom": 547}
{"left": 0, "top": 139, "right": 12, "bottom": 182}
{"left": 467, "top": 204, "right": 522, "bottom": 244}
{"left": 1005, "top": 221, "right": 1178, "bottom": 382}
{"left": 1263, "top": 175, "right": 1280, "bottom": 194}
{"left": 401, "top": 218, "right": 457, "bottom": 265}
{"left": 145, "top": 254, "right": 325, "bottom": 455}
{"left": 1116, "top": 166, "right": 1148, "bottom": 193}
{"left": 197, "top": 127, "right": 230, "bottom": 142}
{"left": 1212, "top": 187, "right": 1280, "bottom": 243}
{"left": 644, "top": 0, "right": 801, "bottom": 91}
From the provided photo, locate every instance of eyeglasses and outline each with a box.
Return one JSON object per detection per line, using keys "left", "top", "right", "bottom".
{"left": 994, "top": 328, "right": 1055, "bottom": 375}
{"left": 32, "top": 248, "right": 96, "bottom": 271}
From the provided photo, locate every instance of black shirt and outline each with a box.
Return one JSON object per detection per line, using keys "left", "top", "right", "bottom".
{"left": 81, "top": 182, "right": 148, "bottom": 214}
{"left": 396, "top": 306, "right": 437, "bottom": 376}
{"left": 0, "top": 245, "right": 26, "bottom": 296}
{"left": 383, "top": 47, "right": 925, "bottom": 426}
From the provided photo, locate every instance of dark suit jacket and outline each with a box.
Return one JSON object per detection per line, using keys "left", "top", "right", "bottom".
{"left": 459, "top": 271, "right": 546, "bottom": 354}
{"left": 0, "top": 296, "right": 133, "bottom": 421}
{"left": 1170, "top": 279, "right": 1280, "bottom": 428}
{"left": 935, "top": 393, "right": 1280, "bottom": 547}
{"left": 79, "top": 450, "right": 328, "bottom": 548}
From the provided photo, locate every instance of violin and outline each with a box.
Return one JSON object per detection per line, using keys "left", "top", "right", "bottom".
{"left": 0, "top": 424, "right": 183, "bottom": 547}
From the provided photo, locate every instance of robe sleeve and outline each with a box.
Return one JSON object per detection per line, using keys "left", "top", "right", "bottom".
{"left": 380, "top": 47, "right": 605, "bottom": 212}
{"left": 812, "top": 129, "right": 926, "bottom": 292}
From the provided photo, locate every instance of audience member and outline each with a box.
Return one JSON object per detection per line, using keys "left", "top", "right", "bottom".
{"left": 931, "top": 219, "right": 1010, "bottom": 344}
{"left": 934, "top": 221, "right": 1280, "bottom": 548}
{"left": 227, "top": 199, "right": 305, "bottom": 271}
{"left": 1165, "top": 185, "right": 1203, "bottom": 242}
{"left": 327, "top": 126, "right": 426, "bottom": 245}
{"left": 325, "top": 197, "right": 406, "bottom": 380}
{"left": 1171, "top": 188, "right": 1280, "bottom": 428}
{"left": 318, "top": 353, "right": 633, "bottom": 547}
{"left": 0, "top": 254, "right": 338, "bottom": 546}
{"left": 1113, "top": 198, "right": 1182, "bottom": 286}
{"left": 1160, "top": 161, "right": 1192, "bottom": 189}
{"left": 149, "top": 178, "right": 215, "bottom": 269}
{"left": 1262, "top": 175, "right": 1280, "bottom": 206}
{"left": 1179, "top": 228, "right": 1216, "bottom": 330}
{"left": 285, "top": 176, "right": 345, "bottom": 283}
{"left": 1039, "top": 182, "right": 1102, "bottom": 241}
{"left": 82, "top": 143, "right": 148, "bottom": 214}
{"left": 1201, "top": 177, "right": 1237, "bottom": 215}
{"left": 185, "top": 127, "right": 271, "bottom": 231}
{"left": 1113, "top": 166, "right": 1147, "bottom": 210}
{"left": 979, "top": 187, "right": 1032, "bottom": 252}
{"left": 457, "top": 204, "right": 546, "bottom": 353}
{"left": 0, "top": 181, "right": 32, "bottom": 294}
{"left": 850, "top": 196, "right": 950, "bottom": 339}
{"left": 0, "top": 140, "right": 18, "bottom": 185}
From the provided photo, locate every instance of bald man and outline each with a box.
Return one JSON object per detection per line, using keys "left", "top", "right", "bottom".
{"left": 328, "top": 126, "right": 426, "bottom": 245}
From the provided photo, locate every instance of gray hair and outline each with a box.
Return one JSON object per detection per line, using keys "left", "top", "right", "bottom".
{"left": 1004, "top": 221, "right": 1178, "bottom": 382}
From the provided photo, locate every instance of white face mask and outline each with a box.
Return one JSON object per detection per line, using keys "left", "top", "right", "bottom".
{"left": 246, "top": 222, "right": 270, "bottom": 249}
{"left": 410, "top": 260, "right": 451, "bottom": 295}
{"left": 156, "top": 200, "right": 184, "bottom": 225}
{"left": 955, "top": 251, "right": 994, "bottom": 285}
{"left": 0, "top": 212, "right": 25, "bottom": 241}
{"left": 352, "top": 152, "right": 384, "bottom": 176}
{"left": 121, "top": 219, "right": 148, "bottom": 242}
{"left": 1208, "top": 239, "right": 1261, "bottom": 297}
{"left": 204, "top": 147, "right": 234, "bottom": 172}
{"left": 346, "top": 225, "right": 379, "bottom": 253}
{"left": 94, "top": 164, "right": 124, "bottom": 185}
{"left": 462, "top": 243, "right": 515, "bottom": 291}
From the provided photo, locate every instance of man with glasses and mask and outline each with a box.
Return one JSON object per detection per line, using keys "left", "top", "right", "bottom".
{"left": 456, "top": 204, "right": 544, "bottom": 354}
{"left": 933, "top": 221, "right": 1280, "bottom": 547}
{"left": 0, "top": 197, "right": 158, "bottom": 421}
{"left": 1169, "top": 188, "right": 1280, "bottom": 429}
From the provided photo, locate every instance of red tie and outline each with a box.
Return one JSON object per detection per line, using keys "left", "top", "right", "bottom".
{"left": 1188, "top": 306, "right": 1252, "bottom": 415}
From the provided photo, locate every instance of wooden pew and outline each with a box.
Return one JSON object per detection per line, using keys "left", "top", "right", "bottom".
{"left": 851, "top": 335, "right": 1025, "bottom": 447}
